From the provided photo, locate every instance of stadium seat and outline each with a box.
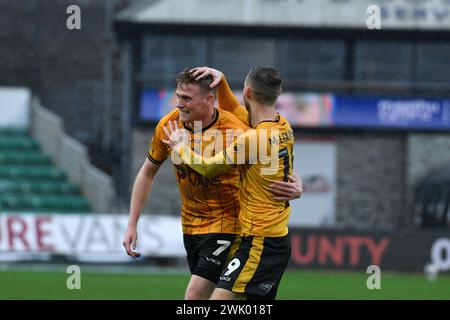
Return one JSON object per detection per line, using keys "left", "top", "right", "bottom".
{"left": 0, "top": 166, "right": 66, "bottom": 180}
{"left": 0, "top": 137, "right": 39, "bottom": 151}
{"left": 0, "top": 195, "right": 90, "bottom": 213}
{"left": 0, "top": 180, "right": 79, "bottom": 194}
{"left": 0, "top": 128, "right": 29, "bottom": 137}
{"left": 0, "top": 151, "right": 51, "bottom": 165}
{"left": 0, "top": 130, "right": 91, "bottom": 214}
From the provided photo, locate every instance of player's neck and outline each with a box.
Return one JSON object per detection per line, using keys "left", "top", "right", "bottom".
{"left": 250, "top": 103, "right": 277, "bottom": 128}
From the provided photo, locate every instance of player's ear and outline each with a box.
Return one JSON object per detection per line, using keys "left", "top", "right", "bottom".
{"left": 205, "top": 92, "right": 215, "bottom": 105}
{"left": 244, "top": 86, "right": 252, "bottom": 100}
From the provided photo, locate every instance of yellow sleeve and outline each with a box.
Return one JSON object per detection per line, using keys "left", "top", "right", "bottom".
{"left": 175, "top": 129, "right": 258, "bottom": 177}
{"left": 217, "top": 75, "right": 250, "bottom": 125}
{"left": 147, "top": 120, "right": 169, "bottom": 165}
{"left": 176, "top": 145, "right": 235, "bottom": 178}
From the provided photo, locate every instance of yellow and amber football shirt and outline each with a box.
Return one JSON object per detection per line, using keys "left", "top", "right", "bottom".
{"left": 176, "top": 76, "right": 295, "bottom": 237}
{"left": 148, "top": 107, "right": 249, "bottom": 235}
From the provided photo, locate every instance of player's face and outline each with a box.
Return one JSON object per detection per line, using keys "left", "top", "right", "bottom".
{"left": 175, "top": 83, "right": 211, "bottom": 124}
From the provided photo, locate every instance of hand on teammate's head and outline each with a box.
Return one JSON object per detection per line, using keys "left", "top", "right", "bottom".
{"left": 190, "top": 67, "right": 223, "bottom": 88}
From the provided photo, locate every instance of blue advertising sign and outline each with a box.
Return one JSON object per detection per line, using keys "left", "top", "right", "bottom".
{"left": 140, "top": 88, "right": 450, "bottom": 131}
{"left": 139, "top": 89, "right": 178, "bottom": 121}
{"left": 333, "top": 96, "right": 450, "bottom": 130}
{"left": 139, "top": 89, "right": 335, "bottom": 126}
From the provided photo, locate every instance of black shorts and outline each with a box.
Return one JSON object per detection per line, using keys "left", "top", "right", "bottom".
{"left": 183, "top": 233, "right": 239, "bottom": 284}
{"left": 216, "top": 234, "right": 291, "bottom": 300}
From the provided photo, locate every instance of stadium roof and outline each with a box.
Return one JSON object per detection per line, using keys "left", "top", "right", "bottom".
{"left": 115, "top": 0, "right": 366, "bottom": 28}
{"left": 116, "top": 0, "right": 450, "bottom": 30}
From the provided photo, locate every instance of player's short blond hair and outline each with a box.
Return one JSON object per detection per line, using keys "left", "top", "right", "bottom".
{"left": 175, "top": 68, "right": 217, "bottom": 95}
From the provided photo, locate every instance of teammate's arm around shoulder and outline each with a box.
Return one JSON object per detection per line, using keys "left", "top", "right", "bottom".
{"left": 123, "top": 159, "right": 161, "bottom": 258}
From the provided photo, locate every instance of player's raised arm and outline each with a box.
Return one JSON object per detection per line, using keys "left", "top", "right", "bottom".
{"left": 190, "top": 67, "right": 249, "bottom": 125}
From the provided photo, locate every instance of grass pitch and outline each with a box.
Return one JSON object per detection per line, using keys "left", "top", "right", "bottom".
{"left": 0, "top": 269, "right": 449, "bottom": 300}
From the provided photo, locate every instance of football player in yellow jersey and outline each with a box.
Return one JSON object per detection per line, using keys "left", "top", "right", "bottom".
{"left": 123, "top": 69, "right": 302, "bottom": 300}
{"left": 163, "top": 66, "right": 296, "bottom": 300}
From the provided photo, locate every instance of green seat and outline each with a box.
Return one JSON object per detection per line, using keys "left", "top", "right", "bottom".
{"left": 0, "top": 166, "right": 65, "bottom": 180}
{"left": 0, "top": 180, "right": 79, "bottom": 195}
{"left": 0, "top": 151, "right": 51, "bottom": 165}
{"left": 0, "top": 131, "right": 92, "bottom": 214}
{"left": 0, "top": 195, "right": 90, "bottom": 213}
{"left": 0, "top": 137, "right": 39, "bottom": 151}
{"left": 31, "top": 181, "right": 80, "bottom": 194}
{"left": 0, "top": 207, "right": 90, "bottom": 214}
{"left": 0, "top": 128, "right": 29, "bottom": 136}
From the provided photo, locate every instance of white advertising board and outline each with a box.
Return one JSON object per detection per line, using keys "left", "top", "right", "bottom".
{"left": 289, "top": 140, "right": 337, "bottom": 227}
{"left": 0, "top": 214, "right": 184, "bottom": 262}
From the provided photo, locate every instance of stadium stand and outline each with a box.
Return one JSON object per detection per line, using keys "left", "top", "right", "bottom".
{"left": 0, "top": 127, "right": 91, "bottom": 213}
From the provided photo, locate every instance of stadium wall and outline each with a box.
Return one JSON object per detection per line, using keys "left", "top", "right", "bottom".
{"left": 336, "top": 133, "right": 407, "bottom": 230}
{"left": 0, "top": 0, "right": 138, "bottom": 197}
